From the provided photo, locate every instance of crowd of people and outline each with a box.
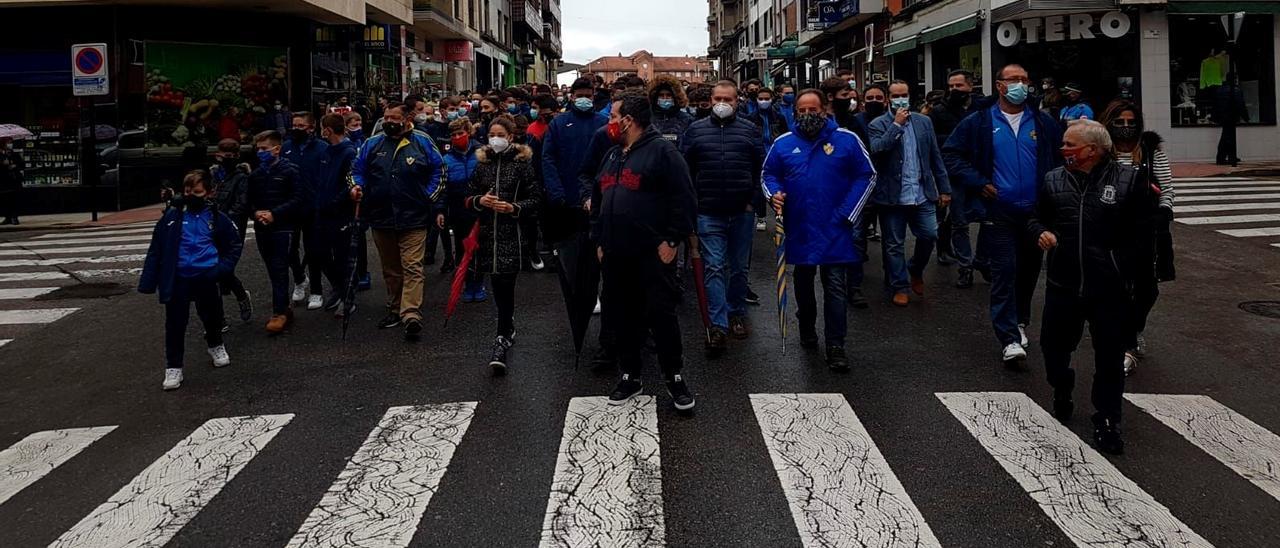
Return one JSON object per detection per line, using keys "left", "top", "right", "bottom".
{"left": 139, "top": 63, "right": 1177, "bottom": 454}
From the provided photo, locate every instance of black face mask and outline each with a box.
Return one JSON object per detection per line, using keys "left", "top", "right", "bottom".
{"left": 833, "top": 98, "right": 852, "bottom": 114}
{"left": 288, "top": 128, "right": 311, "bottom": 144}
{"left": 795, "top": 113, "right": 827, "bottom": 140}
{"left": 695, "top": 107, "right": 712, "bottom": 119}
{"left": 947, "top": 91, "right": 969, "bottom": 109}
{"left": 1110, "top": 126, "right": 1140, "bottom": 143}
{"left": 863, "top": 101, "right": 886, "bottom": 118}
{"left": 382, "top": 122, "right": 404, "bottom": 139}
{"left": 183, "top": 195, "right": 209, "bottom": 212}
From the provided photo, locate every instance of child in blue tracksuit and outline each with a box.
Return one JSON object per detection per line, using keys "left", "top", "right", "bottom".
{"left": 139, "top": 170, "right": 243, "bottom": 391}
{"left": 440, "top": 117, "right": 485, "bottom": 301}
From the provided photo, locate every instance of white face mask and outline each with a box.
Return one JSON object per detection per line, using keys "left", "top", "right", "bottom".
{"left": 489, "top": 137, "right": 510, "bottom": 153}
{"left": 712, "top": 102, "right": 735, "bottom": 119}
{"left": 849, "top": 100, "right": 859, "bottom": 112}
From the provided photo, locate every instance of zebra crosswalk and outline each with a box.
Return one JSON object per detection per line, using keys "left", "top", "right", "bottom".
{"left": 1173, "top": 178, "right": 1280, "bottom": 253}
{"left": 4, "top": 392, "right": 1278, "bottom": 547}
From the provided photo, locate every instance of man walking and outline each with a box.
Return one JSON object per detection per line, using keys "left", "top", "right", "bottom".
{"left": 763, "top": 89, "right": 877, "bottom": 371}
{"left": 944, "top": 64, "right": 1062, "bottom": 365}
{"left": 542, "top": 77, "right": 609, "bottom": 247}
{"left": 866, "top": 80, "right": 951, "bottom": 307}
{"left": 351, "top": 102, "right": 446, "bottom": 340}
{"left": 282, "top": 112, "right": 328, "bottom": 309}
{"left": 313, "top": 113, "right": 359, "bottom": 316}
{"left": 247, "top": 130, "right": 308, "bottom": 334}
{"left": 592, "top": 95, "right": 697, "bottom": 412}
{"left": 927, "top": 70, "right": 983, "bottom": 273}
{"left": 681, "top": 80, "right": 765, "bottom": 357}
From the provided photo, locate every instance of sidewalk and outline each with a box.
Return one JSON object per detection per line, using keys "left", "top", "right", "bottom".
{"left": 1172, "top": 161, "right": 1280, "bottom": 178}
{"left": 0, "top": 203, "right": 166, "bottom": 233}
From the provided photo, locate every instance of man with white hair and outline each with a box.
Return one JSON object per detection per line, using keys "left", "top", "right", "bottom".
{"left": 1027, "top": 119, "right": 1146, "bottom": 456}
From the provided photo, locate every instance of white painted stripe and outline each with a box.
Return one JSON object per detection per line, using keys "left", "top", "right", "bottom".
{"left": 1177, "top": 214, "right": 1280, "bottom": 225}
{"left": 0, "top": 339, "right": 9, "bottom": 348}
{"left": 32, "top": 227, "right": 154, "bottom": 239}
{"left": 751, "top": 394, "right": 941, "bottom": 548}
{"left": 0, "top": 255, "right": 146, "bottom": 268}
{"left": 0, "top": 271, "right": 70, "bottom": 282}
{"left": 51, "top": 414, "right": 293, "bottom": 548}
{"left": 0, "top": 287, "right": 59, "bottom": 300}
{"left": 0, "top": 426, "right": 117, "bottom": 505}
{"left": 1217, "top": 227, "right": 1280, "bottom": 238}
{"left": 0, "top": 244, "right": 150, "bottom": 257}
{"left": 1180, "top": 193, "right": 1280, "bottom": 203}
{"left": 1174, "top": 180, "right": 1278, "bottom": 188}
{"left": 0, "top": 308, "right": 79, "bottom": 325}
{"left": 540, "top": 396, "right": 664, "bottom": 548}
{"left": 1273, "top": 243, "right": 1280, "bottom": 250}
{"left": 0, "top": 235, "right": 153, "bottom": 247}
{"left": 287, "top": 403, "right": 477, "bottom": 548}
{"left": 1127, "top": 394, "right": 1280, "bottom": 502}
{"left": 69, "top": 222, "right": 155, "bottom": 231}
{"left": 1178, "top": 203, "right": 1280, "bottom": 214}
{"left": 1179, "top": 186, "right": 1280, "bottom": 195}
{"left": 73, "top": 268, "right": 143, "bottom": 278}
{"left": 1172, "top": 177, "right": 1254, "bottom": 182}
{"left": 937, "top": 392, "right": 1212, "bottom": 548}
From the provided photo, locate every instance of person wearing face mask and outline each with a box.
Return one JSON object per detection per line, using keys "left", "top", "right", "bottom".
{"left": 1027, "top": 119, "right": 1146, "bottom": 455}
{"left": 281, "top": 111, "right": 329, "bottom": 310}
{"left": 830, "top": 83, "right": 888, "bottom": 309}
{"left": 350, "top": 101, "right": 447, "bottom": 341}
{"left": 140, "top": 170, "right": 244, "bottom": 391}
{"left": 416, "top": 104, "right": 449, "bottom": 150}
{"left": 591, "top": 94, "right": 697, "bottom": 412}
{"left": 943, "top": 63, "right": 1063, "bottom": 366}
{"left": 680, "top": 80, "right": 766, "bottom": 357}
{"left": 648, "top": 75, "right": 694, "bottom": 149}
{"left": 248, "top": 130, "right": 307, "bottom": 334}
{"left": 541, "top": 77, "right": 609, "bottom": 248}
{"left": 927, "top": 70, "right": 986, "bottom": 285}
{"left": 777, "top": 83, "right": 797, "bottom": 127}
{"left": 738, "top": 79, "right": 762, "bottom": 116}
{"left": 209, "top": 139, "right": 253, "bottom": 323}
{"left": 866, "top": 79, "right": 952, "bottom": 307}
{"left": 763, "top": 89, "right": 877, "bottom": 372}
{"left": 1099, "top": 99, "right": 1175, "bottom": 377}
{"left": 748, "top": 87, "right": 788, "bottom": 154}
{"left": 441, "top": 118, "right": 481, "bottom": 296}
{"left": 526, "top": 93, "right": 559, "bottom": 143}
{"left": 309, "top": 114, "right": 360, "bottom": 317}
{"left": 689, "top": 85, "right": 714, "bottom": 120}
{"left": 466, "top": 117, "right": 543, "bottom": 373}
{"left": 474, "top": 96, "right": 503, "bottom": 143}
{"left": 820, "top": 77, "right": 861, "bottom": 138}
{"left": 1058, "top": 82, "right": 1094, "bottom": 122}
{"left": 343, "top": 112, "right": 366, "bottom": 149}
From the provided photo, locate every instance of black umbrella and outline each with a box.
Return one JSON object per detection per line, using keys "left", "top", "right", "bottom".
{"left": 341, "top": 203, "right": 362, "bottom": 339}
{"left": 553, "top": 231, "right": 600, "bottom": 368}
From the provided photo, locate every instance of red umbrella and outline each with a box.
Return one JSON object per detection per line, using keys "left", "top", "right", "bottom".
{"left": 444, "top": 220, "right": 481, "bottom": 326}
{"left": 687, "top": 235, "right": 711, "bottom": 341}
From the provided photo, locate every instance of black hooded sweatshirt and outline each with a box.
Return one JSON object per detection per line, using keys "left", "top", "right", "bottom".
{"left": 590, "top": 127, "right": 696, "bottom": 257}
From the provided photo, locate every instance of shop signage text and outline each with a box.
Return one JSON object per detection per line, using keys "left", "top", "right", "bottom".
{"left": 72, "top": 43, "right": 109, "bottom": 97}
{"left": 443, "top": 40, "right": 473, "bottom": 62}
{"left": 995, "top": 11, "right": 1131, "bottom": 47}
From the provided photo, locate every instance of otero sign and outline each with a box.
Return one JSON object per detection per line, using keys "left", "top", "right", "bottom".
{"left": 996, "top": 11, "right": 1132, "bottom": 47}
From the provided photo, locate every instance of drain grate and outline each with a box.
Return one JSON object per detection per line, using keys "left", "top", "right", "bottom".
{"left": 35, "top": 283, "right": 130, "bottom": 300}
{"left": 1239, "top": 301, "right": 1280, "bottom": 320}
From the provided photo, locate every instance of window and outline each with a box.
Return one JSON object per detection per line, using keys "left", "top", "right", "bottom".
{"left": 1168, "top": 14, "right": 1275, "bottom": 126}
{"left": 468, "top": 0, "right": 476, "bottom": 29}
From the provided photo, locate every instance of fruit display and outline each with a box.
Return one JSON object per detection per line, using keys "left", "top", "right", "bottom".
{"left": 144, "top": 44, "right": 289, "bottom": 148}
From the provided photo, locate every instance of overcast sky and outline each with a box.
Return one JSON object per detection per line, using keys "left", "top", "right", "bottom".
{"left": 559, "top": 0, "right": 710, "bottom": 64}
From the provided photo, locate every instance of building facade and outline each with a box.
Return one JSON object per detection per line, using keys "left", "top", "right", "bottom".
{"left": 581, "top": 51, "right": 715, "bottom": 85}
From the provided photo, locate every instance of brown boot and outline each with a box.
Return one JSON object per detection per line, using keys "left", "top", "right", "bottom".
{"left": 892, "top": 292, "right": 910, "bottom": 307}
{"left": 729, "top": 316, "right": 749, "bottom": 340}
{"left": 266, "top": 314, "right": 290, "bottom": 334}
{"left": 910, "top": 273, "right": 925, "bottom": 296}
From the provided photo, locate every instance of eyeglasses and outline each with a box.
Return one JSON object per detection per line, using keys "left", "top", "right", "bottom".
{"left": 1110, "top": 120, "right": 1138, "bottom": 128}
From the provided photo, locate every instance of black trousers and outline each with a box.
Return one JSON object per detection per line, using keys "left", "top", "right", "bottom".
{"left": 602, "top": 252, "right": 683, "bottom": 378}
{"left": 165, "top": 273, "right": 224, "bottom": 368}
{"left": 795, "top": 264, "right": 851, "bottom": 346}
{"left": 491, "top": 272, "right": 518, "bottom": 338}
{"left": 290, "top": 222, "right": 321, "bottom": 294}
{"left": 312, "top": 220, "right": 353, "bottom": 298}
{"left": 936, "top": 204, "right": 954, "bottom": 258}
{"left": 218, "top": 222, "right": 249, "bottom": 301}
{"left": 1040, "top": 287, "right": 1131, "bottom": 425}
{"left": 1130, "top": 231, "right": 1160, "bottom": 343}
{"left": 256, "top": 225, "right": 294, "bottom": 315}
{"left": 1216, "top": 123, "right": 1239, "bottom": 165}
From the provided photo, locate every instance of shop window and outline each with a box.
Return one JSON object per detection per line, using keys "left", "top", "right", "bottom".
{"left": 1168, "top": 14, "right": 1275, "bottom": 127}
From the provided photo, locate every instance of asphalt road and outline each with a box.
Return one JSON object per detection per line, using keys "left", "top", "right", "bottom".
{"left": 2, "top": 178, "right": 1280, "bottom": 547}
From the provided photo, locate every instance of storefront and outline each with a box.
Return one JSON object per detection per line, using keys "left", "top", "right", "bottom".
{"left": 884, "top": 0, "right": 984, "bottom": 103}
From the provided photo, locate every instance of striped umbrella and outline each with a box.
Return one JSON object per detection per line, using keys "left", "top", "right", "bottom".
{"left": 774, "top": 214, "right": 788, "bottom": 354}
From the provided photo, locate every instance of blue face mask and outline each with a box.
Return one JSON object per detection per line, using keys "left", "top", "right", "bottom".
{"left": 446, "top": 111, "right": 460, "bottom": 121}
{"left": 256, "top": 149, "right": 275, "bottom": 166}
{"left": 573, "top": 97, "right": 594, "bottom": 112}
{"left": 507, "top": 104, "right": 520, "bottom": 114}
{"left": 1004, "top": 82, "right": 1029, "bottom": 105}
{"left": 657, "top": 98, "right": 675, "bottom": 110}
{"left": 757, "top": 99, "right": 772, "bottom": 111}
{"left": 890, "top": 98, "right": 910, "bottom": 111}
{"left": 782, "top": 93, "right": 795, "bottom": 105}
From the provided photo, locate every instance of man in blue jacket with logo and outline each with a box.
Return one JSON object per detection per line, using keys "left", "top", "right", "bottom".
{"left": 542, "top": 77, "right": 609, "bottom": 246}
{"left": 943, "top": 64, "right": 1062, "bottom": 366}
{"left": 763, "top": 89, "right": 877, "bottom": 371}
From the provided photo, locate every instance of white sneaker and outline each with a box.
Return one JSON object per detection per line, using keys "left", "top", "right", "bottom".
{"left": 531, "top": 256, "right": 545, "bottom": 271}
{"left": 1018, "top": 324, "right": 1029, "bottom": 348}
{"left": 292, "top": 280, "right": 308, "bottom": 303}
{"left": 307, "top": 294, "right": 324, "bottom": 310}
{"left": 1002, "top": 343, "right": 1027, "bottom": 363}
{"left": 1124, "top": 352, "right": 1138, "bottom": 376}
{"left": 207, "top": 345, "right": 230, "bottom": 368}
{"left": 593, "top": 298, "right": 602, "bottom": 315}
{"left": 755, "top": 218, "right": 767, "bottom": 232}
{"left": 163, "top": 368, "right": 183, "bottom": 390}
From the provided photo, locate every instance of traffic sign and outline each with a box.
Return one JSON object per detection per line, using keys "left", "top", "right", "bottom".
{"left": 72, "top": 43, "right": 109, "bottom": 97}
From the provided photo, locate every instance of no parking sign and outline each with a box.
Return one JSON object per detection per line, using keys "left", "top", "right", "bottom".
{"left": 72, "top": 43, "right": 109, "bottom": 96}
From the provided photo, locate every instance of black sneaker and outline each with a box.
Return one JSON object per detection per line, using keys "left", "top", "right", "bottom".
{"left": 237, "top": 290, "right": 253, "bottom": 322}
{"left": 322, "top": 292, "right": 343, "bottom": 311}
{"left": 705, "top": 327, "right": 727, "bottom": 358}
{"left": 377, "top": 313, "right": 402, "bottom": 329}
{"left": 800, "top": 328, "right": 819, "bottom": 350}
{"left": 666, "top": 374, "right": 695, "bottom": 412}
{"left": 440, "top": 260, "right": 455, "bottom": 274}
{"left": 848, "top": 288, "right": 869, "bottom": 309}
{"left": 403, "top": 317, "right": 423, "bottom": 340}
{"left": 745, "top": 288, "right": 761, "bottom": 305}
{"left": 937, "top": 252, "right": 956, "bottom": 266}
{"left": 590, "top": 347, "right": 617, "bottom": 369}
{"left": 608, "top": 375, "right": 643, "bottom": 405}
{"left": 956, "top": 268, "right": 974, "bottom": 289}
{"left": 1093, "top": 419, "right": 1125, "bottom": 455}
{"left": 826, "top": 345, "right": 850, "bottom": 372}
{"left": 489, "top": 336, "right": 512, "bottom": 375}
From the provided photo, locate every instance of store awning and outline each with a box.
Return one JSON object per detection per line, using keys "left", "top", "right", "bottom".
{"left": 883, "top": 36, "right": 919, "bottom": 56}
{"left": 1169, "top": 2, "right": 1280, "bottom": 14}
{"left": 919, "top": 13, "right": 979, "bottom": 45}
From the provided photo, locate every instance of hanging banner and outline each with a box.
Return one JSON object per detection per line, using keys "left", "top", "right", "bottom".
{"left": 443, "top": 40, "right": 474, "bottom": 62}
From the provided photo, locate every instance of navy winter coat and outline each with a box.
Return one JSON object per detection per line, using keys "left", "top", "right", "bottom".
{"left": 247, "top": 157, "right": 309, "bottom": 230}
{"left": 282, "top": 136, "right": 329, "bottom": 200}
{"left": 541, "top": 109, "right": 608, "bottom": 207}
{"left": 681, "top": 115, "right": 765, "bottom": 216}
{"left": 352, "top": 131, "right": 446, "bottom": 231}
{"left": 139, "top": 205, "right": 243, "bottom": 303}
{"left": 315, "top": 138, "right": 358, "bottom": 219}
{"left": 650, "top": 107, "right": 694, "bottom": 149}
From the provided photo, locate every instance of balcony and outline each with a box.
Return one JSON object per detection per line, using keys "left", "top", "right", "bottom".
{"left": 542, "top": 0, "right": 561, "bottom": 24}
{"left": 512, "top": 0, "right": 544, "bottom": 38}
{"left": 414, "top": 0, "right": 481, "bottom": 42}
{"left": 541, "top": 24, "right": 562, "bottom": 58}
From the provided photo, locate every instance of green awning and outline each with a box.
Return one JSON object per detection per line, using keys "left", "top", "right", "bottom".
{"left": 883, "top": 37, "right": 918, "bottom": 56}
{"left": 1169, "top": 2, "right": 1280, "bottom": 14}
{"left": 919, "top": 15, "right": 979, "bottom": 45}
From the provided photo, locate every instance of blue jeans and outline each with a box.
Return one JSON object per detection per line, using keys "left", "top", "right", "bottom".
{"left": 878, "top": 202, "right": 938, "bottom": 294}
{"left": 698, "top": 212, "right": 754, "bottom": 329}
{"left": 794, "top": 264, "right": 851, "bottom": 346}
{"left": 978, "top": 210, "right": 1043, "bottom": 346}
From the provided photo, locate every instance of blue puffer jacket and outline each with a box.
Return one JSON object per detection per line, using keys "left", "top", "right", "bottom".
{"left": 943, "top": 101, "right": 1062, "bottom": 222}
{"left": 352, "top": 131, "right": 446, "bottom": 231}
{"left": 440, "top": 142, "right": 479, "bottom": 211}
{"left": 650, "top": 107, "right": 694, "bottom": 149}
{"left": 681, "top": 114, "right": 765, "bottom": 216}
{"left": 762, "top": 118, "right": 878, "bottom": 265}
{"left": 139, "top": 205, "right": 243, "bottom": 303}
{"left": 541, "top": 109, "right": 608, "bottom": 207}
